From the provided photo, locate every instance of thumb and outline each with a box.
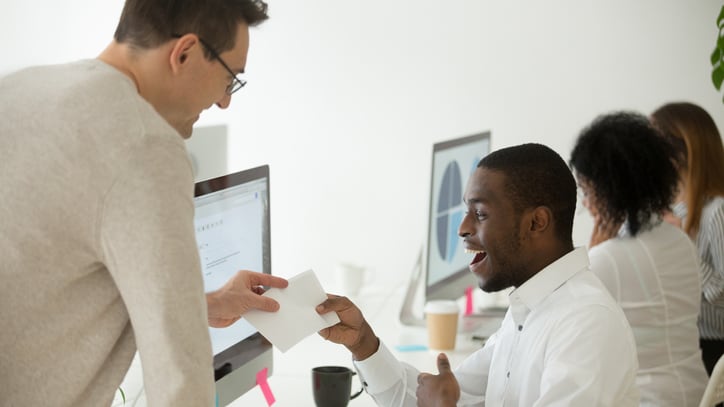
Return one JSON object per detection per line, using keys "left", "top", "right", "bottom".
{"left": 436, "top": 353, "right": 451, "bottom": 374}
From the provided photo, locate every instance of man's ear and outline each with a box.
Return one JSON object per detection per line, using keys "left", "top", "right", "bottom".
{"left": 169, "top": 34, "right": 199, "bottom": 74}
{"left": 528, "top": 206, "right": 552, "bottom": 235}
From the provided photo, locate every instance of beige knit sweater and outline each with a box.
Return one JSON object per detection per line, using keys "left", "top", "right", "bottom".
{"left": 0, "top": 60, "right": 214, "bottom": 406}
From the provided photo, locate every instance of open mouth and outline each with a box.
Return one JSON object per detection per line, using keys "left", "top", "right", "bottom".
{"left": 465, "top": 249, "right": 487, "bottom": 266}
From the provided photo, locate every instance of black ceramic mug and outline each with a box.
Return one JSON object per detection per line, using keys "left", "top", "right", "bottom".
{"left": 311, "top": 366, "right": 364, "bottom": 407}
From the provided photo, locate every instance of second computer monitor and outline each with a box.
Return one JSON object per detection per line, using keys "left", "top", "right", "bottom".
{"left": 425, "top": 132, "right": 491, "bottom": 301}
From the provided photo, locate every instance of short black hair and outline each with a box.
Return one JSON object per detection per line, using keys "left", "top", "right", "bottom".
{"left": 570, "top": 111, "right": 679, "bottom": 236}
{"left": 114, "top": 0, "right": 268, "bottom": 57}
{"left": 479, "top": 143, "right": 576, "bottom": 246}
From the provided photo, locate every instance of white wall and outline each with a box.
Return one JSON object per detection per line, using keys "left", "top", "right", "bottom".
{"left": 4, "top": 0, "right": 723, "bottom": 290}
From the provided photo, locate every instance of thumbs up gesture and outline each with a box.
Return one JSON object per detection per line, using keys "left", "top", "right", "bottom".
{"left": 415, "top": 353, "right": 460, "bottom": 407}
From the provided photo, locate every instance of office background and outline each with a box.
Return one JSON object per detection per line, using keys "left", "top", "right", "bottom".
{"left": 3, "top": 0, "right": 723, "bottom": 293}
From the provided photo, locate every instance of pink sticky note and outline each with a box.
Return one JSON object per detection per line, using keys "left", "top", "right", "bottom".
{"left": 464, "top": 285, "right": 474, "bottom": 316}
{"left": 256, "top": 368, "right": 275, "bottom": 406}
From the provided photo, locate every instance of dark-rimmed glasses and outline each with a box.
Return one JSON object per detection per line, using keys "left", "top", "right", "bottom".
{"left": 172, "top": 34, "right": 246, "bottom": 95}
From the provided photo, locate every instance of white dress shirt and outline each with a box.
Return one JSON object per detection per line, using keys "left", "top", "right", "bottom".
{"left": 354, "top": 247, "right": 639, "bottom": 406}
{"left": 589, "top": 221, "right": 708, "bottom": 406}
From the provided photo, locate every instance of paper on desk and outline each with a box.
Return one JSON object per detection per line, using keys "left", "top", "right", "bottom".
{"left": 243, "top": 269, "right": 340, "bottom": 352}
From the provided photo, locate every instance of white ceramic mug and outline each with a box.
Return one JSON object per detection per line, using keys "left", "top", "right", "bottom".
{"left": 334, "top": 263, "right": 370, "bottom": 296}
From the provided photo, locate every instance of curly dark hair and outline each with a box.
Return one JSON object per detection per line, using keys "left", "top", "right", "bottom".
{"left": 479, "top": 143, "right": 577, "bottom": 247}
{"left": 569, "top": 111, "right": 679, "bottom": 236}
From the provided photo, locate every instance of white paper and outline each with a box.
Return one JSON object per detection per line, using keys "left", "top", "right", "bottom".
{"left": 243, "top": 269, "right": 340, "bottom": 352}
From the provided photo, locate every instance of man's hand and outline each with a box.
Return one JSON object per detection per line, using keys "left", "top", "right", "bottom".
{"left": 316, "top": 295, "right": 379, "bottom": 361}
{"left": 416, "top": 353, "right": 460, "bottom": 407}
{"left": 206, "top": 270, "right": 288, "bottom": 328}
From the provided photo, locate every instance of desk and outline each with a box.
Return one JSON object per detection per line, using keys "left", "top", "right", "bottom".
{"left": 229, "top": 284, "right": 502, "bottom": 406}
{"left": 115, "top": 283, "right": 504, "bottom": 406}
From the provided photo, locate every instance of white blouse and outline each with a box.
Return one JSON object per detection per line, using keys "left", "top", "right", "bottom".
{"left": 589, "top": 221, "right": 708, "bottom": 406}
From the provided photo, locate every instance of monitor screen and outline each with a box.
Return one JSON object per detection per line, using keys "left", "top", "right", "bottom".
{"left": 194, "top": 165, "right": 273, "bottom": 406}
{"left": 425, "top": 132, "right": 491, "bottom": 301}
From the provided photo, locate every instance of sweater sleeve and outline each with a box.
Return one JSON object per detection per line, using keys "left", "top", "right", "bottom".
{"left": 99, "top": 138, "right": 214, "bottom": 406}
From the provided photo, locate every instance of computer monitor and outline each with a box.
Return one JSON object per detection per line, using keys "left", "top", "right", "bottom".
{"left": 193, "top": 165, "right": 273, "bottom": 406}
{"left": 425, "top": 132, "right": 490, "bottom": 301}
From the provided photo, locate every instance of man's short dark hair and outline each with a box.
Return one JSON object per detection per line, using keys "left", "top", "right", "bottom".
{"left": 570, "top": 111, "right": 678, "bottom": 236}
{"left": 114, "top": 0, "right": 268, "bottom": 58}
{"left": 479, "top": 143, "right": 576, "bottom": 246}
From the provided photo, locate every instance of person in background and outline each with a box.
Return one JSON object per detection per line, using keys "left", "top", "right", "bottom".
{"left": 570, "top": 111, "right": 708, "bottom": 406}
{"left": 651, "top": 102, "right": 724, "bottom": 376}
{"left": 0, "top": 1, "right": 287, "bottom": 406}
{"left": 317, "top": 143, "right": 639, "bottom": 406}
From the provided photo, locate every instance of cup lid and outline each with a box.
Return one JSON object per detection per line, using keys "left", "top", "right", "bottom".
{"left": 424, "top": 300, "right": 459, "bottom": 314}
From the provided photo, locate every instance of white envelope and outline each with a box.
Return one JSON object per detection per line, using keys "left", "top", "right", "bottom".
{"left": 243, "top": 269, "right": 340, "bottom": 352}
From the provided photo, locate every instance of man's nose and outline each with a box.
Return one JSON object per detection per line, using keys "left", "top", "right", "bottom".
{"left": 216, "top": 93, "right": 232, "bottom": 109}
{"left": 458, "top": 213, "right": 472, "bottom": 237}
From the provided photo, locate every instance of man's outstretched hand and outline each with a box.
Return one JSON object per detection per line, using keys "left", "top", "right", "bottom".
{"left": 206, "top": 270, "right": 288, "bottom": 328}
{"left": 316, "top": 294, "right": 379, "bottom": 361}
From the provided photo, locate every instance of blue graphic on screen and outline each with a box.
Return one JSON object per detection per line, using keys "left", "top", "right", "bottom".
{"left": 426, "top": 135, "right": 490, "bottom": 287}
{"left": 436, "top": 161, "right": 463, "bottom": 262}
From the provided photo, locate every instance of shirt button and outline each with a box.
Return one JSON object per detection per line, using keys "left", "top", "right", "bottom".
{"left": 506, "top": 371, "right": 510, "bottom": 378}
{"left": 518, "top": 325, "right": 523, "bottom": 331}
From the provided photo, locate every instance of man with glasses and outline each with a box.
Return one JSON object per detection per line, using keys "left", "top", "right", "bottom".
{"left": 0, "top": 1, "right": 286, "bottom": 406}
{"left": 174, "top": 34, "right": 248, "bottom": 95}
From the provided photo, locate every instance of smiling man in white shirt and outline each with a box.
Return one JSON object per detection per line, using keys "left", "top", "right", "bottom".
{"left": 317, "top": 143, "right": 639, "bottom": 406}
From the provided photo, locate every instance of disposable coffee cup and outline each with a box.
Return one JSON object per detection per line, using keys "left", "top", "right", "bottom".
{"left": 424, "top": 300, "right": 459, "bottom": 350}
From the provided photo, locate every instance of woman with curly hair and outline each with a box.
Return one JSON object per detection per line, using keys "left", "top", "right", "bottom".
{"left": 570, "top": 111, "right": 708, "bottom": 406}
{"left": 651, "top": 102, "right": 724, "bottom": 376}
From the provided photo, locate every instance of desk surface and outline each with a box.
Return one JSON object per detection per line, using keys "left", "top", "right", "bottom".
{"left": 228, "top": 285, "right": 503, "bottom": 406}
{"left": 115, "top": 283, "right": 504, "bottom": 406}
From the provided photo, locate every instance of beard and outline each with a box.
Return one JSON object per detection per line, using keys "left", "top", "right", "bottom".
{"left": 477, "top": 227, "right": 524, "bottom": 292}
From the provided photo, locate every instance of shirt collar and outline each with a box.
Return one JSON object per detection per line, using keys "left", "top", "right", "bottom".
{"left": 507, "top": 247, "right": 590, "bottom": 325}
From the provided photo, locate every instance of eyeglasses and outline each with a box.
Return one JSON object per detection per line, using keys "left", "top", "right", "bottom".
{"left": 172, "top": 34, "right": 246, "bottom": 95}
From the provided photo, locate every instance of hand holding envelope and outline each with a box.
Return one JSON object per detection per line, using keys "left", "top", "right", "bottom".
{"left": 243, "top": 269, "right": 340, "bottom": 352}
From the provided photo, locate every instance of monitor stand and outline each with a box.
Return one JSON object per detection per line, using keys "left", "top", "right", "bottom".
{"left": 399, "top": 247, "right": 425, "bottom": 326}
